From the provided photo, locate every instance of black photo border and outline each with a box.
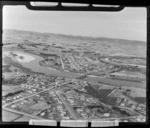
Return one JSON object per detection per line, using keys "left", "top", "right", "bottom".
{"left": 0, "top": 1, "right": 149, "bottom": 127}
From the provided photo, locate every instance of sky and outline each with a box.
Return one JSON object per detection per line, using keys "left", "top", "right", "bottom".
{"left": 3, "top": 6, "right": 146, "bottom": 41}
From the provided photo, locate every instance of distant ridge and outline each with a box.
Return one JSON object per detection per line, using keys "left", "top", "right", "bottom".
{"left": 3, "top": 29, "right": 146, "bottom": 43}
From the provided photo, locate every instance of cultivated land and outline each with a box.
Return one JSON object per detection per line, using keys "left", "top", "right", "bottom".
{"left": 2, "top": 29, "right": 146, "bottom": 122}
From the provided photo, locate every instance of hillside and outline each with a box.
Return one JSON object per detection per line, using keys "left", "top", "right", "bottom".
{"left": 3, "top": 29, "right": 146, "bottom": 58}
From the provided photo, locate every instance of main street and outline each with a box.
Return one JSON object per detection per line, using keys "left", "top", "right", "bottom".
{"left": 55, "top": 90, "right": 80, "bottom": 120}
{"left": 60, "top": 56, "right": 64, "bottom": 69}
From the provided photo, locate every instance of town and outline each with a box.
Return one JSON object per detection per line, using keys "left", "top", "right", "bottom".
{"left": 2, "top": 30, "right": 146, "bottom": 122}
{"left": 2, "top": 66, "right": 146, "bottom": 122}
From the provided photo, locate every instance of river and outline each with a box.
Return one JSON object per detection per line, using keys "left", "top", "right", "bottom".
{"left": 9, "top": 50, "right": 146, "bottom": 89}
{"left": 16, "top": 51, "right": 82, "bottom": 79}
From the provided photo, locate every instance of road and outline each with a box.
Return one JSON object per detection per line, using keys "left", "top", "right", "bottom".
{"left": 55, "top": 90, "right": 80, "bottom": 120}
{"left": 102, "top": 58, "right": 146, "bottom": 68}
{"left": 3, "top": 107, "right": 45, "bottom": 120}
{"left": 60, "top": 56, "right": 64, "bottom": 69}
{"left": 3, "top": 80, "right": 73, "bottom": 108}
{"left": 118, "top": 106, "right": 143, "bottom": 116}
{"left": 2, "top": 79, "right": 79, "bottom": 120}
{"left": 86, "top": 115, "right": 138, "bottom": 121}
{"left": 2, "top": 72, "right": 145, "bottom": 121}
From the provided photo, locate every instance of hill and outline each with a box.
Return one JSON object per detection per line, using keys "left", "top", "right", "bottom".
{"left": 3, "top": 29, "right": 146, "bottom": 58}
